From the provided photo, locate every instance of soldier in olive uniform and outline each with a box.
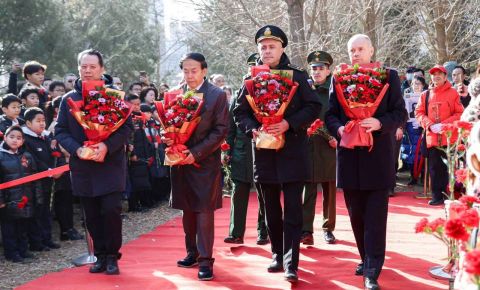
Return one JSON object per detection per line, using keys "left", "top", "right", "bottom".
{"left": 234, "top": 25, "right": 322, "bottom": 282}
{"left": 224, "top": 53, "right": 269, "bottom": 246}
{"left": 301, "top": 51, "right": 338, "bottom": 246}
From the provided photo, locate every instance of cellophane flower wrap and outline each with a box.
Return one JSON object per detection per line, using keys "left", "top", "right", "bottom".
{"left": 154, "top": 89, "right": 204, "bottom": 166}
{"left": 334, "top": 63, "right": 389, "bottom": 150}
{"left": 67, "top": 80, "right": 132, "bottom": 160}
{"left": 244, "top": 65, "right": 298, "bottom": 150}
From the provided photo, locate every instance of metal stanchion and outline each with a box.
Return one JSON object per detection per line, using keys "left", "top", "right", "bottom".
{"left": 72, "top": 208, "right": 97, "bottom": 266}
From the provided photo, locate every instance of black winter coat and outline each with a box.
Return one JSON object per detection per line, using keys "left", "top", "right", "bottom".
{"left": 0, "top": 115, "right": 25, "bottom": 136}
{"left": 22, "top": 127, "right": 54, "bottom": 194}
{"left": 54, "top": 75, "right": 133, "bottom": 197}
{"left": 170, "top": 81, "right": 229, "bottom": 212}
{"left": 0, "top": 146, "right": 43, "bottom": 219}
{"left": 325, "top": 68, "right": 407, "bottom": 190}
{"left": 129, "top": 114, "right": 153, "bottom": 191}
{"left": 233, "top": 53, "right": 322, "bottom": 183}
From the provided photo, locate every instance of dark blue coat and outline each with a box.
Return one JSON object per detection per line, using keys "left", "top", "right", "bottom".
{"left": 54, "top": 76, "right": 133, "bottom": 197}
{"left": 325, "top": 68, "right": 407, "bottom": 190}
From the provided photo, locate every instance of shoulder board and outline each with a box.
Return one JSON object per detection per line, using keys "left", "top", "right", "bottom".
{"left": 288, "top": 64, "right": 305, "bottom": 72}
{"left": 242, "top": 73, "right": 251, "bottom": 80}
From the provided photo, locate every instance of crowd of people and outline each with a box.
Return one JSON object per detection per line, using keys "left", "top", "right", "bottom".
{"left": 0, "top": 24, "right": 480, "bottom": 290}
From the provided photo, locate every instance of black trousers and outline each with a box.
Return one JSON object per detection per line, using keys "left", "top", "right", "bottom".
{"left": 1, "top": 218, "right": 28, "bottom": 259}
{"left": 54, "top": 189, "right": 74, "bottom": 233}
{"left": 28, "top": 191, "right": 53, "bottom": 247}
{"left": 80, "top": 192, "right": 123, "bottom": 256}
{"left": 428, "top": 147, "right": 448, "bottom": 200}
{"left": 182, "top": 210, "right": 215, "bottom": 267}
{"left": 343, "top": 189, "right": 389, "bottom": 280}
{"left": 258, "top": 182, "right": 303, "bottom": 271}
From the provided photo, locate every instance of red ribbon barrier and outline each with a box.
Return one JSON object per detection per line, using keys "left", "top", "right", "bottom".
{"left": 0, "top": 165, "right": 70, "bottom": 190}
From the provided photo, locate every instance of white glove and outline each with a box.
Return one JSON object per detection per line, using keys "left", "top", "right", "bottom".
{"left": 430, "top": 123, "right": 443, "bottom": 134}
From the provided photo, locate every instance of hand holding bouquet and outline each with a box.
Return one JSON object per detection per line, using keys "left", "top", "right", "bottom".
{"left": 244, "top": 65, "right": 298, "bottom": 149}
{"left": 155, "top": 90, "right": 204, "bottom": 166}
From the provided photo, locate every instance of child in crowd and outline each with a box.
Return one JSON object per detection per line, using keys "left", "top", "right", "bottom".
{"left": 21, "top": 61, "right": 48, "bottom": 107}
{"left": 141, "top": 104, "right": 170, "bottom": 203}
{"left": 127, "top": 95, "right": 153, "bottom": 211}
{"left": 0, "top": 94, "right": 24, "bottom": 135}
{"left": 19, "top": 89, "right": 40, "bottom": 118}
{"left": 0, "top": 126, "right": 43, "bottom": 262}
{"left": 22, "top": 107, "right": 61, "bottom": 251}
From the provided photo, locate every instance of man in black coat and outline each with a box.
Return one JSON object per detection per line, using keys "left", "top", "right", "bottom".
{"left": 55, "top": 49, "right": 132, "bottom": 275}
{"left": 233, "top": 25, "right": 322, "bottom": 282}
{"left": 163, "top": 53, "right": 229, "bottom": 281}
{"left": 325, "top": 34, "right": 407, "bottom": 290}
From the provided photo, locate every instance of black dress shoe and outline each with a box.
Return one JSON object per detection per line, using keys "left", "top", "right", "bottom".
{"left": 177, "top": 255, "right": 198, "bottom": 268}
{"left": 198, "top": 266, "right": 213, "bottom": 281}
{"left": 428, "top": 198, "right": 444, "bottom": 206}
{"left": 256, "top": 236, "right": 270, "bottom": 245}
{"left": 30, "top": 244, "right": 50, "bottom": 252}
{"left": 89, "top": 256, "right": 106, "bottom": 273}
{"left": 60, "top": 228, "right": 84, "bottom": 241}
{"left": 105, "top": 255, "right": 120, "bottom": 275}
{"left": 284, "top": 269, "right": 298, "bottom": 282}
{"left": 355, "top": 263, "right": 364, "bottom": 276}
{"left": 224, "top": 236, "right": 243, "bottom": 244}
{"left": 323, "top": 231, "right": 336, "bottom": 244}
{"left": 364, "top": 277, "right": 380, "bottom": 290}
{"left": 20, "top": 251, "right": 35, "bottom": 259}
{"left": 300, "top": 232, "right": 314, "bottom": 245}
{"left": 267, "top": 259, "right": 283, "bottom": 272}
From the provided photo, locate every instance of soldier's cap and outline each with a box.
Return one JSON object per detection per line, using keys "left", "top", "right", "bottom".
{"left": 247, "top": 53, "right": 259, "bottom": 66}
{"left": 255, "top": 25, "right": 288, "bottom": 48}
{"left": 429, "top": 65, "right": 447, "bottom": 75}
{"left": 307, "top": 51, "right": 333, "bottom": 67}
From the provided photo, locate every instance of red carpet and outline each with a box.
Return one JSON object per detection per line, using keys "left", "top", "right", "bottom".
{"left": 18, "top": 191, "right": 448, "bottom": 290}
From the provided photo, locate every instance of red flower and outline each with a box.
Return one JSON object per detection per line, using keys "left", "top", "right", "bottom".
{"left": 428, "top": 218, "right": 445, "bottom": 232}
{"left": 445, "top": 218, "right": 470, "bottom": 241}
{"left": 455, "top": 169, "right": 468, "bottom": 183}
{"left": 220, "top": 142, "right": 230, "bottom": 151}
{"left": 450, "top": 202, "right": 468, "bottom": 217}
{"left": 17, "top": 196, "right": 28, "bottom": 209}
{"left": 455, "top": 120, "right": 473, "bottom": 132}
{"left": 464, "top": 249, "right": 480, "bottom": 275}
{"left": 51, "top": 151, "right": 62, "bottom": 158}
{"left": 415, "top": 217, "right": 429, "bottom": 233}
{"left": 441, "top": 123, "right": 455, "bottom": 134}
{"left": 460, "top": 209, "right": 480, "bottom": 228}
{"left": 459, "top": 195, "right": 480, "bottom": 208}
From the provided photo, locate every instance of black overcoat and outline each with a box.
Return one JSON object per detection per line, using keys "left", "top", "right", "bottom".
{"left": 54, "top": 75, "right": 133, "bottom": 197}
{"left": 325, "top": 68, "right": 407, "bottom": 190}
{"left": 170, "top": 81, "right": 229, "bottom": 212}
{"left": 233, "top": 54, "right": 322, "bottom": 184}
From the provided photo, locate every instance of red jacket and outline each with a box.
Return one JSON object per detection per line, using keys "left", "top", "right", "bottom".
{"left": 415, "top": 81, "right": 464, "bottom": 147}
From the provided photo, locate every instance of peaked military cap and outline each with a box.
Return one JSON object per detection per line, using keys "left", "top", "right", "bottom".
{"left": 255, "top": 25, "right": 288, "bottom": 48}
{"left": 307, "top": 51, "right": 333, "bottom": 67}
{"left": 247, "top": 53, "right": 259, "bottom": 66}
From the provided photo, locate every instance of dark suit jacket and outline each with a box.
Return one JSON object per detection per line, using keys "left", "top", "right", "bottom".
{"left": 170, "top": 81, "right": 229, "bottom": 212}
{"left": 325, "top": 68, "right": 407, "bottom": 190}
{"left": 233, "top": 53, "right": 322, "bottom": 183}
{"left": 54, "top": 76, "right": 133, "bottom": 197}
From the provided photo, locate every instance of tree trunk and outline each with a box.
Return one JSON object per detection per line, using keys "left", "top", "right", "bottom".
{"left": 285, "top": 0, "right": 307, "bottom": 67}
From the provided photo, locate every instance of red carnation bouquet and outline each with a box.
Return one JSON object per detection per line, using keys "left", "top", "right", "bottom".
{"left": 334, "top": 62, "right": 389, "bottom": 150}
{"left": 154, "top": 89, "right": 204, "bottom": 166}
{"left": 67, "top": 80, "right": 132, "bottom": 160}
{"left": 244, "top": 65, "right": 298, "bottom": 149}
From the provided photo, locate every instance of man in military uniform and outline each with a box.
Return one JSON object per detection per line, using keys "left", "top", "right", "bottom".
{"left": 233, "top": 25, "right": 322, "bottom": 282}
{"left": 224, "top": 53, "right": 269, "bottom": 246}
{"left": 325, "top": 34, "right": 407, "bottom": 290}
{"left": 301, "top": 51, "right": 337, "bottom": 246}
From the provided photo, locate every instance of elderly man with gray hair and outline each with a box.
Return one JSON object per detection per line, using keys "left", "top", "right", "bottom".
{"left": 325, "top": 34, "right": 407, "bottom": 290}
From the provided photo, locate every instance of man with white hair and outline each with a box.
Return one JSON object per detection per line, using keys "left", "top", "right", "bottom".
{"left": 325, "top": 34, "right": 407, "bottom": 290}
